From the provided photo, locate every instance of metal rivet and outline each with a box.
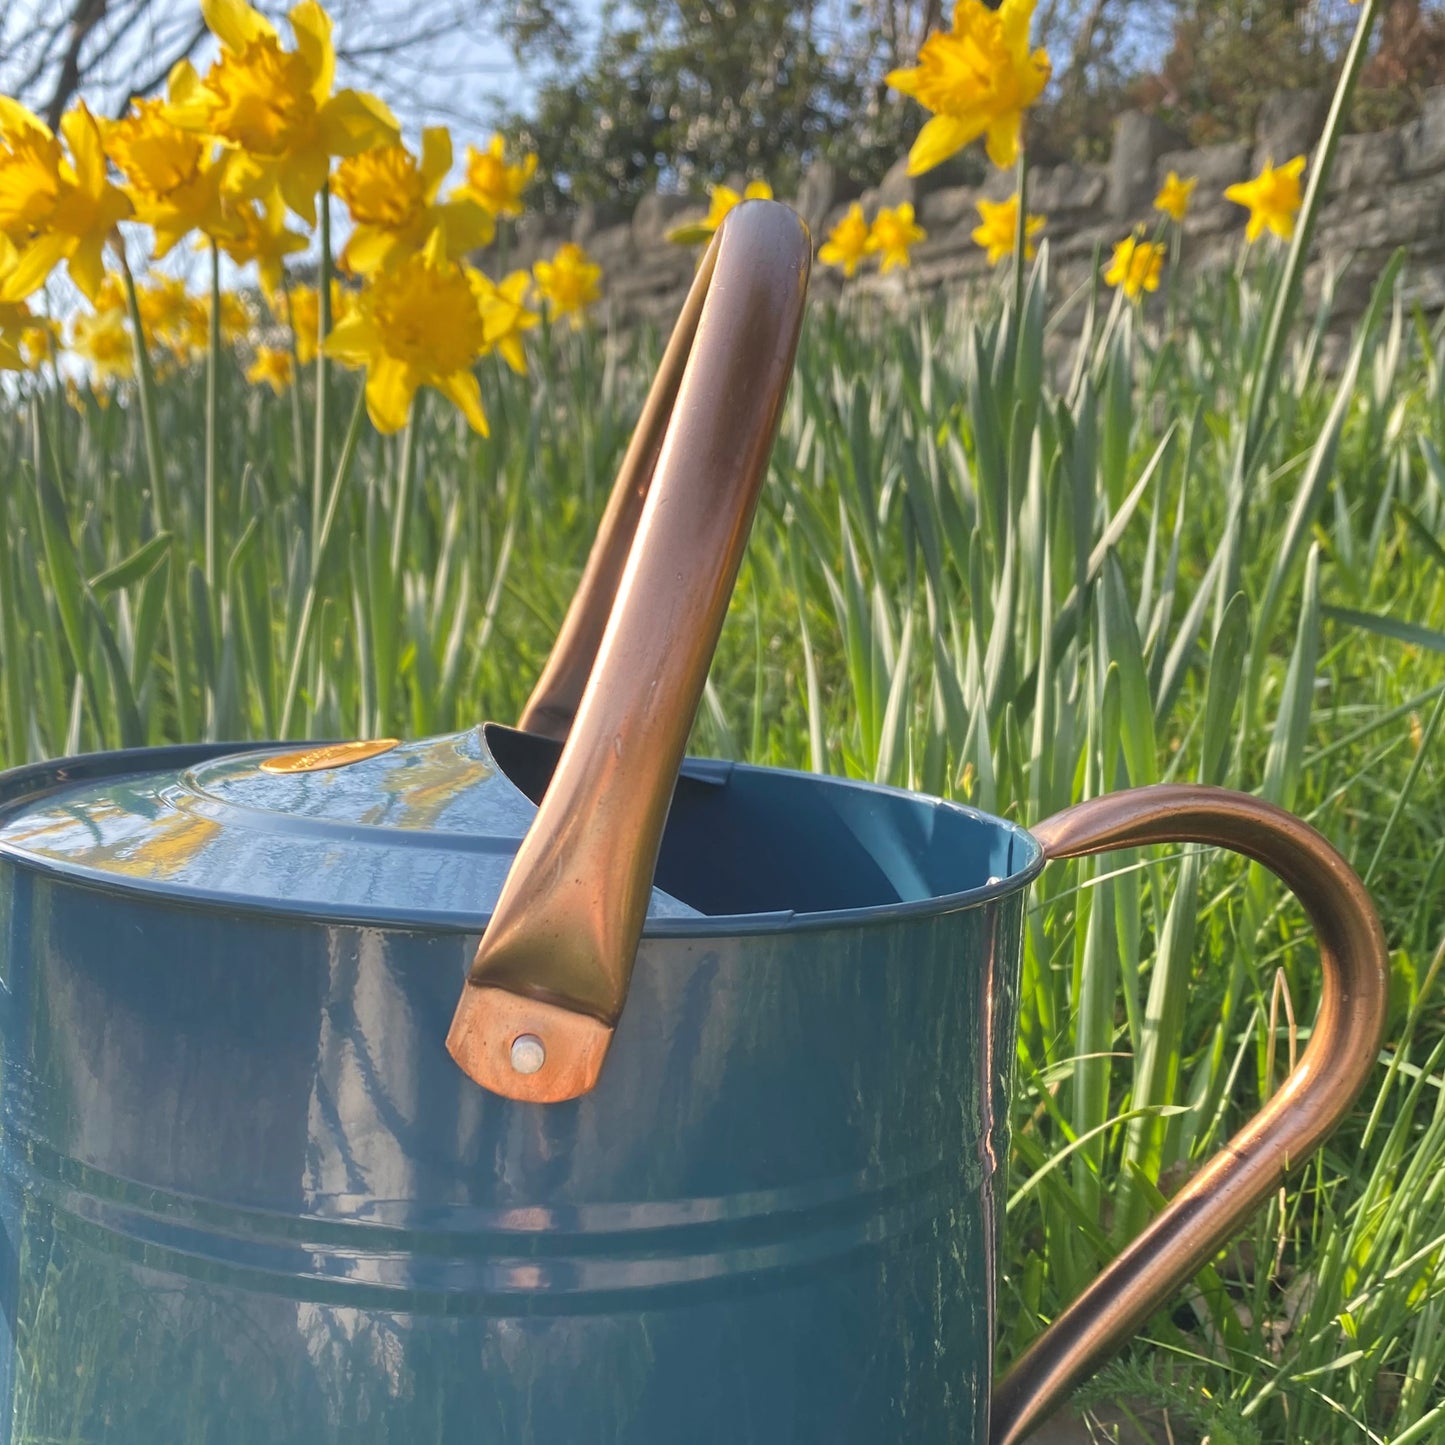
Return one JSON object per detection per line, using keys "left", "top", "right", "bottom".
{"left": 510, "top": 1034, "right": 546, "bottom": 1075}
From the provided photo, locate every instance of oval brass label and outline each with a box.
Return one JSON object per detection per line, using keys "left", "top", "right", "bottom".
{"left": 260, "top": 739, "right": 401, "bottom": 774}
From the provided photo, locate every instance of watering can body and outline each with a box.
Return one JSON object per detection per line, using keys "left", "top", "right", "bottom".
{"left": 0, "top": 202, "right": 1390, "bottom": 1443}
{"left": 0, "top": 731, "right": 1037, "bottom": 1444}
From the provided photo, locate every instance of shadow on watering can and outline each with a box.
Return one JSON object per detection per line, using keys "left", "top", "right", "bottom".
{"left": 0, "top": 201, "right": 1388, "bottom": 1444}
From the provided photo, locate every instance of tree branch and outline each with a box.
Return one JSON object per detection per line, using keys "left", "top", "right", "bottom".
{"left": 44, "top": 0, "right": 110, "bottom": 128}
{"left": 113, "top": 13, "right": 207, "bottom": 112}
{"left": 12, "top": 17, "right": 69, "bottom": 102}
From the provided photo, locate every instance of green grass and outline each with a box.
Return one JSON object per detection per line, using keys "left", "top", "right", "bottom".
{"left": 3, "top": 240, "right": 1445, "bottom": 1441}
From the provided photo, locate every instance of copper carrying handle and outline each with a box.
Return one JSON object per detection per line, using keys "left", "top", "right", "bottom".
{"left": 991, "top": 784, "right": 1389, "bottom": 1445}
{"left": 447, "top": 201, "right": 811, "bottom": 1102}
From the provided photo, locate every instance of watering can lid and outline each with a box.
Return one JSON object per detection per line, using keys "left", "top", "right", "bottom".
{"left": 0, "top": 727, "right": 704, "bottom": 927}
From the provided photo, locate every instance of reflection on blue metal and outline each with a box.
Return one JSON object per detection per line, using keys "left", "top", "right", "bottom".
{"left": 0, "top": 733, "right": 1042, "bottom": 1443}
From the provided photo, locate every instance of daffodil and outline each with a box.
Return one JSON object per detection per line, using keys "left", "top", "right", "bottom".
{"left": 532, "top": 242, "right": 602, "bottom": 328}
{"left": 867, "top": 203, "right": 926, "bottom": 272}
{"left": 335, "top": 127, "right": 493, "bottom": 276}
{"left": 0, "top": 99, "right": 63, "bottom": 244}
{"left": 218, "top": 191, "right": 308, "bottom": 300}
{"left": 0, "top": 300, "right": 31, "bottom": 371}
{"left": 102, "top": 97, "right": 237, "bottom": 256}
{"left": 138, "top": 273, "right": 201, "bottom": 357}
{"left": 166, "top": 0, "right": 400, "bottom": 224}
{"left": 887, "top": 0, "right": 1051, "bottom": 175}
{"left": 0, "top": 101, "right": 132, "bottom": 304}
{"left": 70, "top": 293, "right": 134, "bottom": 384}
{"left": 1224, "top": 155, "right": 1306, "bottom": 243}
{"left": 1105, "top": 232, "right": 1164, "bottom": 301}
{"left": 456, "top": 133, "right": 537, "bottom": 219}
{"left": 217, "top": 290, "right": 253, "bottom": 344}
{"left": 971, "top": 193, "right": 1043, "bottom": 266}
{"left": 323, "top": 234, "right": 491, "bottom": 434}
{"left": 473, "top": 268, "right": 539, "bottom": 374}
{"left": 246, "top": 344, "right": 293, "bottom": 393}
{"left": 665, "top": 179, "right": 773, "bottom": 245}
{"left": 277, "top": 278, "right": 352, "bottom": 364}
{"left": 1154, "top": 170, "right": 1196, "bottom": 224}
{"left": 20, "top": 315, "right": 58, "bottom": 369}
{"left": 819, "top": 202, "right": 871, "bottom": 277}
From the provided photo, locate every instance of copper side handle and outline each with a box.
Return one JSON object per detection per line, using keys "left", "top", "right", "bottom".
{"left": 447, "top": 201, "right": 811, "bottom": 1102}
{"left": 990, "top": 784, "right": 1389, "bottom": 1444}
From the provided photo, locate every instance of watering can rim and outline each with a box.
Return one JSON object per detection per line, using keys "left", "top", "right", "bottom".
{"left": 0, "top": 734, "right": 1046, "bottom": 936}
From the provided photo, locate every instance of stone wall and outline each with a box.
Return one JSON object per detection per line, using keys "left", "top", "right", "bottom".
{"left": 493, "top": 87, "right": 1445, "bottom": 330}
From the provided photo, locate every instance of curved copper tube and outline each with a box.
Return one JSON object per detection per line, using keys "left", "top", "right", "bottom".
{"left": 516, "top": 244, "right": 713, "bottom": 741}
{"left": 991, "top": 784, "right": 1389, "bottom": 1445}
{"left": 447, "top": 201, "right": 811, "bottom": 1101}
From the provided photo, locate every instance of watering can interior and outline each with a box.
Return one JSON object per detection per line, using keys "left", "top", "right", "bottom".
{"left": 0, "top": 200, "right": 1391, "bottom": 1445}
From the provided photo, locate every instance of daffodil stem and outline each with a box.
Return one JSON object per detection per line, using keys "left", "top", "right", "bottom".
{"left": 1166, "top": 220, "right": 1181, "bottom": 334}
{"left": 118, "top": 253, "right": 168, "bottom": 531}
{"left": 390, "top": 400, "right": 417, "bottom": 576}
{"left": 282, "top": 385, "right": 366, "bottom": 738}
{"left": 1242, "top": 0, "right": 1379, "bottom": 482}
{"left": 1012, "top": 149, "right": 1029, "bottom": 330}
{"left": 281, "top": 274, "right": 307, "bottom": 497}
{"left": 204, "top": 240, "right": 220, "bottom": 596}
{"left": 119, "top": 248, "right": 195, "bottom": 741}
{"left": 312, "top": 181, "right": 332, "bottom": 569}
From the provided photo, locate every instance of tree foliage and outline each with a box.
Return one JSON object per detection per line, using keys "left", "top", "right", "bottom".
{"left": 506, "top": 0, "right": 923, "bottom": 211}
{"left": 509, "top": 0, "right": 1445, "bottom": 210}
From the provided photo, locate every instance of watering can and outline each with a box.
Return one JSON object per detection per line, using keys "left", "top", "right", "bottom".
{"left": 0, "top": 202, "right": 1387, "bottom": 1444}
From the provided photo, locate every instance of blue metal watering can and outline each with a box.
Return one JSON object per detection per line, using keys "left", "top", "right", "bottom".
{"left": 0, "top": 203, "right": 1388, "bottom": 1444}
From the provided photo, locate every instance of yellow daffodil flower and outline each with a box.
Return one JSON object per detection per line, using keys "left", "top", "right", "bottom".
{"left": 218, "top": 191, "right": 308, "bottom": 300}
{"left": 20, "top": 315, "right": 59, "bottom": 369}
{"left": 887, "top": 0, "right": 1051, "bottom": 176}
{"left": 665, "top": 179, "right": 773, "bottom": 245}
{"left": 217, "top": 290, "right": 253, "bottom": 344}
{"left": 473, "top": 268, "right": 539, "bottom": 374}
{"left": 276, "top": 278, "right": 352, "bottom": 364}
{"left": 246, "top": 344, "right": 293, "bottom": 393}
{"left": 70, "top": 294, "right": 134, "bottom": 383}
{"left": 1104, "top": 232, "right": 1164, "bottom": 301}
{"left": 323, "top": 234, "right": 491, "bottom": 434}
{"left": 1153, "top": 170, "right": 1196, "bottom": 224}
{"left": 532, "top": 242, "right": 602, "bottom": 328}
{"left": 0, "top": 299, "right": 31, "bottom": 371}
{"left": 819, "top": 202, "right": 871, "bottom": 277}
{"left": 867, "top": 203, "right": 926, "bottom": 272}
{"left": 102, "top": 97, "right": 237, "bottom": 256}
{"left": 138, "top": 274, "right": 206, "bottom": 362}
{"left": 1, "top": 101, "right": 132, "bottom": 304}
{"left": 166, "top": 0, "right": 400, "bottom": 225}
{"left": 1224, "top": 155, "right": 1306, "bottom": 243}
{"left": 456, "top": 133, "right": 537, "bottom": 219}
{"left": 335, "top": 126, "right": 493, "bottom": 276}
{"left": 0, "top": 99, "right": 64, "bottom": 244}
{"left": 970, "top": 193, "right": 1043, "bottom": 266}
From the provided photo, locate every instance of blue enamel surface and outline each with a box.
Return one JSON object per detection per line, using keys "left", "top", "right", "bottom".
{"left": 0, "top": 737, "right": 1044, "bottom": 1443}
